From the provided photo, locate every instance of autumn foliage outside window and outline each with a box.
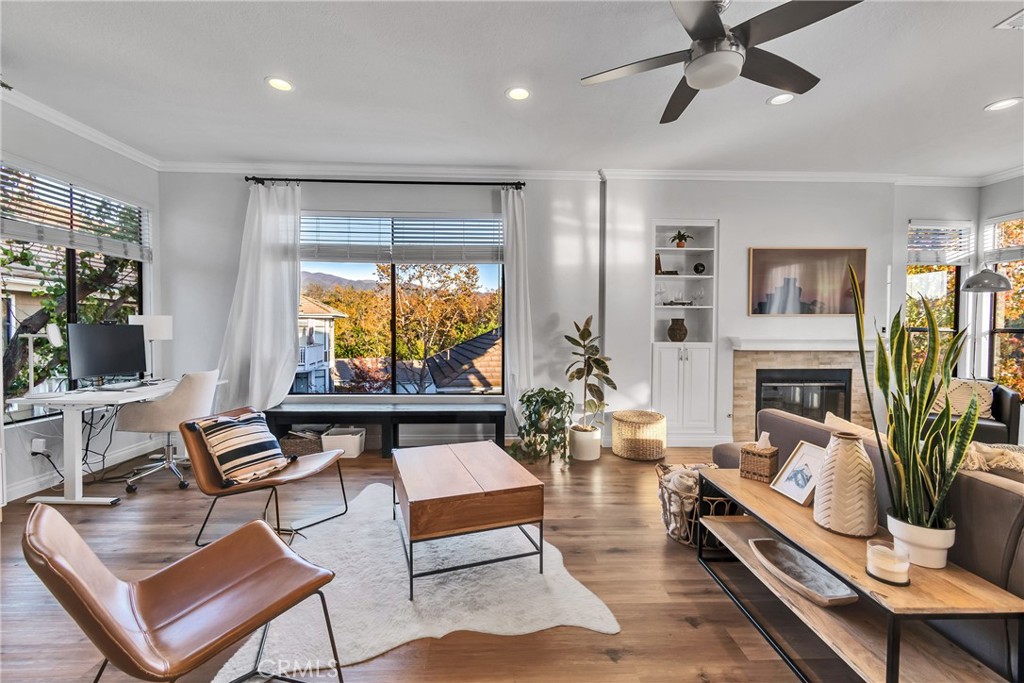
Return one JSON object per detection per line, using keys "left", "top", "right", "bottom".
{"left": 989, "top": 218, "right": 1024, "bottom": 399}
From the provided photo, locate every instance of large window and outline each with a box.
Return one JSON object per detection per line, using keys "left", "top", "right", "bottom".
{"left": 986, "top": 216, "right": 1024, "bottom": 396}
{"left": 1, "top": 165, "right": 148, "bottom": 421}
{"left": 295, "top": 216, "right": 503, "bottom": 395}
{"left": 905, "top": 221, "right": 970, "bottom": 364}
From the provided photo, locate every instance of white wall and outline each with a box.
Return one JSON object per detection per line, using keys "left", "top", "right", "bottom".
{"left": 604, "top": 179, "right": 897, "bottom": 442}
{"left": 979, "top": 176, "right": 1024, "bottom": 224}
{"left": 1, "top": 104, "right": 162, "bottom": 501}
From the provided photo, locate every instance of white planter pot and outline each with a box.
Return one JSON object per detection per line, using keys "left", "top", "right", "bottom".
{"left": 569, "top": 426, "right": 602, "bottom": 461}
{"left": 887, "top": 514, "right": 956, "bottom": 569}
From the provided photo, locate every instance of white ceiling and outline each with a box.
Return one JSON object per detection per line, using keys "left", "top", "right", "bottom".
{"left": 2, "top": 1, "right": 1022, "bottom": 177}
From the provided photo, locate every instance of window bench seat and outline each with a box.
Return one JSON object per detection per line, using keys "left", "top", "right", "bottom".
{"left": 264, "top": 403, "right": 507, "bottom": 457}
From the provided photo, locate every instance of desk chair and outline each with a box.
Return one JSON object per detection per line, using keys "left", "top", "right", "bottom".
{"left": 22, "top": 503, "right": 344, "bottom": 682}
{"left": 181, "top": 406, "right": 348, "bottom": 547}
{"left": 117, "top": 370, "right": 218, "bottom": 493}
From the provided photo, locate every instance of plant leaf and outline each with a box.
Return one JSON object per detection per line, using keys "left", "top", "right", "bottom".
{"left": 586, "top": 383, "right": 604, "bottom": 402}
{"left": 564, "top": 335, "right": 583, "bottom": 348}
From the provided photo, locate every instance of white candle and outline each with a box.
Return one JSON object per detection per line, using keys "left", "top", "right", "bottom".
{"left": 867, "top": 540, "right": 910, "bottom": 584}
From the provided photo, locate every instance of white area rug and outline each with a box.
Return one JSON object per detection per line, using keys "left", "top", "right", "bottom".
{"left": 214, "top": 482, "right": 619, "bottom": 680}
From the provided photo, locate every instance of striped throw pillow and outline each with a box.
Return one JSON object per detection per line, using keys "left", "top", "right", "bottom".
{"left": 194, "top": 412, "right": 294, "bottom": 487}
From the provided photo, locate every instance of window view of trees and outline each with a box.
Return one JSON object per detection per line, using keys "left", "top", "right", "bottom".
{"left": 991, "top": 219, "right": 1024, "bottom": 398}
{"left": 905, "top": 264, "right": 959, "bottom": 365}
{"left": 295, "top": 262, "right": 502, "bottom": 395}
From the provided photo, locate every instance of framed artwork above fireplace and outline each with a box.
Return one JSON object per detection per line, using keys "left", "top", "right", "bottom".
{"left": 748, "top": 248, "right": 867, "bottom": 316}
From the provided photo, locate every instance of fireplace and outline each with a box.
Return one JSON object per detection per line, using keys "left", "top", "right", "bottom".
{"left": 755, "top": 369, "right": 851, "bottom": 422}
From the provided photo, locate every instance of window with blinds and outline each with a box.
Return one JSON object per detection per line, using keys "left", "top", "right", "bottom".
{"left": 906, "top": 220, "right": 973, "bottom": 265}
{"left": 983, "top": 213, "right": 1024, "bottom": 263}
{"left": 300, "top": 215, "right": 503, "bottom": 264}
{"left": 1, "top": 164, "right": 151, "bottom": 262}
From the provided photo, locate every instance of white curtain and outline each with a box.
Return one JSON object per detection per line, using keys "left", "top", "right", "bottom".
{"left": 502, "top": 187, "right": 533, "bottom": 429}
{"left": 216, "top": 183, "right": 301, "bottom": 411}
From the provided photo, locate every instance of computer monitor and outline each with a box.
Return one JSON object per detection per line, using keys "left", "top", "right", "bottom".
{"left": 67, "top": 323, "right": 148, "bottom": 381}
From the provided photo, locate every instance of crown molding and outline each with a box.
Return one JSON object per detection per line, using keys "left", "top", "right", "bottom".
{"left": 156, "top": 161, "right": 598, "bottom": 182}
{"left": 600, "top": 168, "right": 906, "bottom": 183}
{"left": 979, "top": 166, "right": 1024, "bottom": 186}
{"left": 1, "top": 90, "right": 161, "bottom": 171}
{"left": 894, "top": 175, "right": 984, "bottom": 187}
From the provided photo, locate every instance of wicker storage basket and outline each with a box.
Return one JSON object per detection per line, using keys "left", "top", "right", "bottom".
{"left": 656, "top": 463, "right": 738, "bottom": 548}
{"left": 612, "top": 410, "right": 667, "bottom": 461}
{"left": 740, "top": 443, "right": 780, "bottom": 483}
{"left": 279, "top": 433, "right": 323, "bottom": 457}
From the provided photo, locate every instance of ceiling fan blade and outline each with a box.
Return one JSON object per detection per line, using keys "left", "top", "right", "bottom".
{"left": 660, "top": 77, "right": 700, "bottom": 123}
{"left": 732, "top": 1, "right": 861, "bottom": 48}
{"left": 740, "top": 47, "right": 820, "bottom": 94}
{"left": 670, "top": 0, "right": 726, "bottom": 40}
{"left": 581, "top": 50, "right": 692, "bottom": 86}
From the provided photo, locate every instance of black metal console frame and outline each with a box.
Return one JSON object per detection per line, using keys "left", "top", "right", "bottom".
{"left": 696, "top": 472, "right": 1024, "bottom": 683}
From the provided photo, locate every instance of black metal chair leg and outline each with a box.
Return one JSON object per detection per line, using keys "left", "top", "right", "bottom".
{"left": 291, "top": 462, "right": 349, "bottom": 532}
{"left": 92, "top": 658, "right": 108, "bottom": 683}
{"left": 195, "top": 497, "right": 220, "bottom": 547}
{"left": 317, "top": 590, "right": 345, "bottom": 681}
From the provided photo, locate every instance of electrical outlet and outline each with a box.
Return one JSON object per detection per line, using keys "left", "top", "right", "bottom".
{"left": 31, "top": 438, "right": 47, "bottom": 455}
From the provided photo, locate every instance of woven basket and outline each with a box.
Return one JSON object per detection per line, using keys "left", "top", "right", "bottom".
{"left": 656, "top": 463, "right": 737, "bottom": 548}
{"left": 740, "top": 443, "right": 780, "bottom": 483}
{"left": 612, "top": 410, "right": 667, "bottom": 461}
{"left": 279, "top": 434, "right": 323, "bottom": 457}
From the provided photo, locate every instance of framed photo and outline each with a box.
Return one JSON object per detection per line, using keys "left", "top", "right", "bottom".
{"left": 771, "top": 441, "right": 827, "bottom": 506}
{"left": 749, "top": 248, "right": 866, "bottom": 316}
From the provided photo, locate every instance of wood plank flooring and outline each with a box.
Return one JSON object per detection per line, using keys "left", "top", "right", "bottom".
{"left": 1, "top": 447, "right": 807, "bottom": 682}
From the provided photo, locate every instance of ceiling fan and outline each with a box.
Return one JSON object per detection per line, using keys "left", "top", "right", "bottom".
{"left": 581, "top": 0, "right": 861, "bottom": 123}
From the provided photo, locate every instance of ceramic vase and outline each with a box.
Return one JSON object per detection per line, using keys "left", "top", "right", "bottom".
{"left": 569, "top": 426, "right": 602, "bottom": 461}
{"left": 667, "top": 318, "right": 688, "bottom": 342}
{"left": 813, "top": 431, "right": 878, "bottom": 537}
{"left": 887, "top": 514, "right": 956, "bottom": 569}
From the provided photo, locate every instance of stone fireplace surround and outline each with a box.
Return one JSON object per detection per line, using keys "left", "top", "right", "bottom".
{"left": 731, "top": 340, "right": 874, "bottom": 442}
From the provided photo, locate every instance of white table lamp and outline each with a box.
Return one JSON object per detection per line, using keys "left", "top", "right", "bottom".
{"left": 129, "top": 314, "right": 173, "bottom": 377}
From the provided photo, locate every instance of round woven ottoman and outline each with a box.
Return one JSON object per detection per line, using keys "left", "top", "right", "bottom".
{"left": 612, "top": 410, "right": 667, "bottom": 461}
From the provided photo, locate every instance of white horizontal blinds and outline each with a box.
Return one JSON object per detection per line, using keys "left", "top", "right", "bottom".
{"left": 299, "top": 216, "right": 392, "bottom": 263}
{"left": 299, "top": 215, "right": 504, "bottom": 264}
{"left": 0, "top": 164, "right": 151, "bottom": 262}
{"left": 392, "top": 218, "right": 503, "bottom": 263}
{"left": 983, "top": 212, "right": 1024, "bottom": 263}
{"left": 907, "top": 220, "right": 973, "bottom": 265}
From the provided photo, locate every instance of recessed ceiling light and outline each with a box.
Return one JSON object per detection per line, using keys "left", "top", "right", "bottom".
{"left": 766, "top": 93, "right": 795, "bottom": 106}
{"left": 505, "top": 87, "right": 530, "bottom": 101}
{"left": 266, "top": 77, "right": 293, "bottom": 92}
{"left": 984, "top": 97, "right": 1022, "bottom": 111}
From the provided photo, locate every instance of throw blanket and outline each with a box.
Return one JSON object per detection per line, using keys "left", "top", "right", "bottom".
{"left": 659, "top": 463, "right": 717, "bottom": 538}
{"left": 961, "top": 442, "right": 1024, "bottom": 473}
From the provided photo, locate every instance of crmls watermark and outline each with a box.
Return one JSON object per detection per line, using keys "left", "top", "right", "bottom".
{"left": 258, "top": 659, "right": 340, "bottom": 679}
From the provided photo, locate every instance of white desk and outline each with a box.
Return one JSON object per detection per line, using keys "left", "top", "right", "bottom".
{"left": 7, "top": 381, "right": 178, "bottom": 506}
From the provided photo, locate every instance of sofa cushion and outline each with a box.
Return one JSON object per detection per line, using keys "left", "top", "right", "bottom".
{"left": 932, "top": 378, "right": 996, "bottom": 419}
{"left": 824, "top": 412, "right": 883, "bottom": 443}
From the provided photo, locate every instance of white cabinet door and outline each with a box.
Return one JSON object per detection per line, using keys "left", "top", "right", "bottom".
{"left": 681, "top": 344, "right": 715, "bottom": 432}
{"left": 652, "top": 345, "right": 685, "bottom": 429}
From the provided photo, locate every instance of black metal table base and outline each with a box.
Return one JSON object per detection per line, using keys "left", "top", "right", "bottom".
{"left": 393, "top": 484, "right": 543, "bottom": 600}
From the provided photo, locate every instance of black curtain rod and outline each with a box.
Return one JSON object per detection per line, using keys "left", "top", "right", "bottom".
{"left": 244, "top": 176, "right": 525, "bottom": 190}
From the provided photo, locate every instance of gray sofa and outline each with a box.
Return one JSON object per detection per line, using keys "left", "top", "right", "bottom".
{"left": 712, "top": 408, "right": 1024, "bottom": 680}
{"left": 926, "top": 384, "right": 1021, "bottom": 445}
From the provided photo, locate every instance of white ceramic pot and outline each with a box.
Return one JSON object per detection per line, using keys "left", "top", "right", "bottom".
{"left": 886, "top": 514, "right": 956, "bottom": 569}
{"left": 813, "top": 431, "right": 878, "bottom": 537}
{"left": 569, "top": 426, "right": 602, "bottom": 461}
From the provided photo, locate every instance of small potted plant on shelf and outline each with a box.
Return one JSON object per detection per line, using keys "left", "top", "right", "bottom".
{"left": 850, "top": 265, "right": 978, "bottom": 568}
{"left": 565, "top": 315, "right": 616, "bottom": 462}
{"left": 670, "top": 230, "right": 694, "bottom": 248}
{"left": 508, "top": 387, "right": 575, "bottom": 465}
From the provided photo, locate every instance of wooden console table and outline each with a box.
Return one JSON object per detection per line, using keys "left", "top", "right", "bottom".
{"left": 697, "top": 468, "right": 1024, "bottom": 682}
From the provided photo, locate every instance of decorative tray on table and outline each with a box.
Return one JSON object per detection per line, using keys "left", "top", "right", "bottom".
{"left": 749, "top": 538, "right": 858, "bottom": 608}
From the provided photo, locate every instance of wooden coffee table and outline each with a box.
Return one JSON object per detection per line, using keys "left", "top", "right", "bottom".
{"left": 392, "top": 440, "right": 544, "bottom": 599}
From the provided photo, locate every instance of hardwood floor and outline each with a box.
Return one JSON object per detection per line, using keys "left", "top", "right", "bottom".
{"left": 1, "top": 447, "right": 806, "bottom": 682}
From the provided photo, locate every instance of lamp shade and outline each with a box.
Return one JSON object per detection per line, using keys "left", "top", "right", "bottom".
{"left": 128, "top": 314, "right": 174, "bottom": 341}
{"left": 962, "top": 268, "right": 1011, "bottom": 293}
{"left": 45, "top": 323, "right": 63, "bottom": 348}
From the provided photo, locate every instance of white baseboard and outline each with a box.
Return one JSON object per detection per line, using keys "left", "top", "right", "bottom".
{"left": 5, "top": 437, "right": 163, "bottom": 502}
{"left": 666, "top": 431, "right": 733, "bottom": 448}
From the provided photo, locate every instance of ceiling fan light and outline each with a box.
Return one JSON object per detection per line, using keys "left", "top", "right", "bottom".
{"left": 685, "top": 50, "right": 744, "bottom": 90}
{"left": 962, "top": 268, "right": 1012, "bottom": 293}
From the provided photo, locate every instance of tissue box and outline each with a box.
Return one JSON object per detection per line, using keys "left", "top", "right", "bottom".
{"left": 321, "top": 427, "right": 365, "bottom": 458}
{"left": 739, "top": 444, "right": 779, "bottom": 483}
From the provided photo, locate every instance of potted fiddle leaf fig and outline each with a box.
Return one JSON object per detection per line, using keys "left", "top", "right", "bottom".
{"left": 850, "top": 265, "right": 978, "bottom": 568}
{"left": 509, "top": 387, "right": 574, "bottom": 465}
{"left": 565, "top": 315, "right": 616, "bottom": 461}
{"left": 670, "top": 230, "right": 694, "bottom": 248}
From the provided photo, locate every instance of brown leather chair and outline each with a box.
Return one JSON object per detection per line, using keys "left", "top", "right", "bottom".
{"left": 180, "top": 406, "right": 348, "bottom": 547}
{"left": 22, "top": 503, "right": 344, "bottom": 682}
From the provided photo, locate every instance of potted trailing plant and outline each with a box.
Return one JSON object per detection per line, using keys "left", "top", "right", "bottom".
{"left": 850, "top": 266, "right": 978, "bottom": 568}
{"left": 508, "top": 387, "right": 575, "bottom": 465}
{"left": 670, "top": 230, "right": 694, "bottom": 248}
{"left": 565, "top": 315, "right": 616, "bottom": 461}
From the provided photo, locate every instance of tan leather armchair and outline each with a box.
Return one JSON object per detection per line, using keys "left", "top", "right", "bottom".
{"left": 180, "top": 406, "right": 348, "bottom": 547}
{"left": 22, "top": 503, "right": 344, "bottom": 682}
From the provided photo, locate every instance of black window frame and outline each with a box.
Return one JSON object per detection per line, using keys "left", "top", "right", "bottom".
{"left": 988, "top": 262, "right": 1021, "bottom": 382}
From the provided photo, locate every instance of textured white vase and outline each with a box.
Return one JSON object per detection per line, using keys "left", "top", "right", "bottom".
{"left": 813, "top": 432, "right": 878, "bottom": 537}
{"left": 887, "top": 514, "right": 956, "bottom": 569}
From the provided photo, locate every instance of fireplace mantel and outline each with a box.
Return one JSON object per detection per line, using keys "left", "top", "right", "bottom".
{"left": 729, "top": 337, "right": 866, "bottom": 352}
